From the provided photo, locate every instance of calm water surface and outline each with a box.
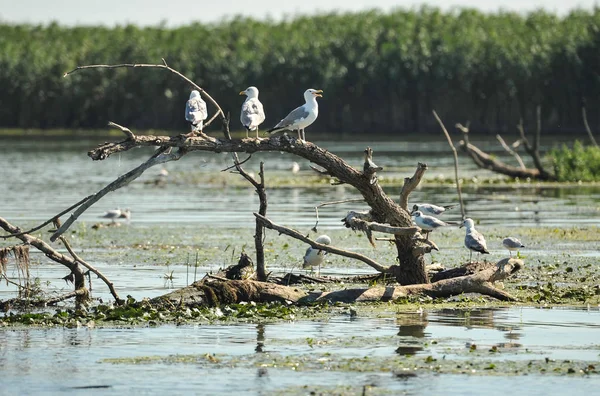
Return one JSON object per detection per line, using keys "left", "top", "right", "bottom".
{"left": 1, "top": 307, "right": 599, "bottom": 395}
{"left": 1, "top": 135, "right": 599, "bottom": 394}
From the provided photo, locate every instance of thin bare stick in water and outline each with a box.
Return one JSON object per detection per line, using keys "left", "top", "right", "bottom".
{"left": 582, "top": 106, "right": 599, "bottom": 148}
{"left": 64, "top": 60, "right": 224, "bottom": 129}
{"left": 432, "top": 110, "right": 466, "bottom": 219}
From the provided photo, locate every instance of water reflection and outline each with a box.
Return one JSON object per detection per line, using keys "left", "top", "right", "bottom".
{"left": 395, "top": 312, "right": 428, "bottom": 355}
{"left": 255, "top": 323, "right": 265, "bottom": 353}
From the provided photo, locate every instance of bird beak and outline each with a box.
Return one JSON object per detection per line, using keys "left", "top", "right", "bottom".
{"left": 459, "top": 224, "right": 464, "bottom": 228}
{"left": 239, "top": 90, "right": 245, "bottom": 95}
{"left": 314, "top": 90, "right": 323, "bottom": 97}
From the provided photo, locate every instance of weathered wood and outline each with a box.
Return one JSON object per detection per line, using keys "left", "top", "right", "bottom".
{"left": 152, "top": 258, "right": 522, "bottom": 307}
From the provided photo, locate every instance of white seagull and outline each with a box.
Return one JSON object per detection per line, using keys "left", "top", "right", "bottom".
{"left": 239, "top": 86, "right": 266, "bottom": 139}
{"left": 303, "top": 235, "right": 331, "bottom": 276}
{"left": 101, "top": 208, "right": 131, "bottom": 223}
{"left": 502, "top": 237, "right": 524, "bottom": 257}
{"left": 461, "top": 218, "right": 489, "bottom": 263}
{"left": 412, "top": 210, "right": 449, "bottom": 240}
{"left": 412, "top": 203, "right": 456, "bottom": 217}
{"left": 267, "top": 88, "right": 323, "bottom": 141}
{"left": 185, "top": 90, "right": 208, "bottom": 133}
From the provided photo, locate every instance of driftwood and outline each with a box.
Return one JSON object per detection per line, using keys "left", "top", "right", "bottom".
{"left": 151, "top": 258, "right": 523, "bottom": 308}
{"left": 0, "top": 217, "right": 122, "bottom": 306}
{"left": 442, "top": 107, "right": 556, "bottom": 181}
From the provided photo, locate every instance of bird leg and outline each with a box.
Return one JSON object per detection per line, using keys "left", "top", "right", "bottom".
{"left": 468, "top": 250, "right": 473, "bottom": 263}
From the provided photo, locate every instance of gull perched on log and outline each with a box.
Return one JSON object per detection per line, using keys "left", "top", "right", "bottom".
{"left": 267, "top": 88, "right": 322, "bottom": 141}
{"left": 303, "top": 235, "right": 331, "bottom": 276}
{"left": 412, "top": 211, "right": 448, "bottom": 240}
{"left": 185, "top": 90, "right": 207, "bottom": 133}
{"left": 239, "top": 86, "right": 266, "bottom": 139}
{"left": 412, "top": 203, "right": 456, "bottom": 217}
{"left": 502, "top": 237, "right": 524, "bottom": 257}
{"left": 461, "top": 218, "right": 489, "bottom": 263}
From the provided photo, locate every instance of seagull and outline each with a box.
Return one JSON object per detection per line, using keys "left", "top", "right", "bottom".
{"left": 303, "top": 235, "right": 331, "bottom": 276}
{"left": 185, "top": 90, "right": 208, "bottom": 133}
{"left": 412, "top": 203, "right": 456, "bottom": 217}
{"left": 101, "top": 208, "right": 131, "bottom": 223}
{"left": 239, "top": 86, "right": 266, "bottom": 139}
{"left": 461, "top": 218, "right": 489, "bottom": 263}
{"left": 267, "top": 88, "right": 323, "bottom": 141}
{"left": 412, "top": 211, "right": 449, "bottom": 240}
{"left": 503, "top": 237, "right": 524, "bottom": 257}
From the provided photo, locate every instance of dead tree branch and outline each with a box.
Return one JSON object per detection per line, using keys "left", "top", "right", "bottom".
{"left": 496, "top": 134, "right": 526, "bottom": 169}
{"left": 399, "top": 162, "right": 428, "bottom": 211}
{"left": 515, "top": 106, "right": 554, "bottom": 180}
{"left": 64, "top": 61, "right": 224, "bottom": 129}
{"left": 220, "top": 113, "right": 268, "bottom": 281}
{"left": 581, "top": 106, "right": 599, "bottom": 148}
{"left": 312, "top": 198, "right": 365, "bottom": 232}
{"left": 432, "top": 111, "right": 466, "bottom": 219}
{"left": 255, "top": 213, "right": 389, "bottom": 273}
{"left": 59, "top": 231, "right": 123, "bottom": 304}
{"left": 50, "top": 146, "right": 185, "bottom": 241}
{"left": 108, "top": 121, "right": 135, "bottom": 140}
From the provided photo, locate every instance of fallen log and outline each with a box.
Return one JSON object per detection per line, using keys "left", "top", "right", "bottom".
{"left": 150, "top": 258, "right": 523, "bottom": 308}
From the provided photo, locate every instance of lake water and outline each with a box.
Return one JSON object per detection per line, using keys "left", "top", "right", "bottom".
{"left": 1, "top": 307, "right": 599, "bottom": 395}
{"left": 1, "top": 134, "right": 599, "bottom": 394}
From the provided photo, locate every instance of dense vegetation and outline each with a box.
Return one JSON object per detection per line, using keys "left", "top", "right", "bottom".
{"left": 549, "top": 141, "right": 600, "bottom": 181}
{"left": 2, "top": 7, "right": 600, "bottom": 134}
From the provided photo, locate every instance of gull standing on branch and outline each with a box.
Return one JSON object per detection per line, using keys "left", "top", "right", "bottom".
{"left": 239, "top": 86, "right": 266, "bottom": 139}
{"left": 412, "top": 210, "right": 448, "bottom": 240}
{"left": 461, "top": 218, "right": 489, "bottom": 263}
{"left": 185, "top": 90, "right": 208, "bottom": 133}
{"left": 267, "top": 88, "right": 323, "bottom": 141}
{"left": 303, "top": 235, "right": 331, "bottom": 276}
{"left": 503, "top": 237, "right": 525, "bottom": 257}
{"left": 412, "top": 203, "right": 456, "bottom": 217}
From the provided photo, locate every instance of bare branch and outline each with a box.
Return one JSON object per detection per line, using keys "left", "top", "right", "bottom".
{"left": 108, "top": 121, "right": 135, "bottom": 140}
{"left": 433, "top": 110, "right": 466, "bottom": 219}
{"left": 64, "top": 61, "right": 224, "bottom": 129}
{"left": 582, "top": 106, "right": 599, "bottom": 148}
{"left": 0, "top": 194, "right": 93, "bottom": 239}
{"left": 59, "top": 234, "right": 123, "bottom": 304}
{"left": 255, "top": 213, "right": 388, "bottom": 273}
{"left": 516, "top": 113, "right": 553, "bottom": 180}
{"left": 312, "top": 198, "right": 365, "bottom": 232}
{"left": 50, "top": 145, "right": 185, "bottom": 241}
{"left": 399, "top": 162, "right": 428, "bottom": 211}
{"left": 496, "top": 134, "right": 526, "bottom": 169}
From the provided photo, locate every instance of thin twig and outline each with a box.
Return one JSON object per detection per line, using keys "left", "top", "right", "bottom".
{"left": 59, "top": 235, "right": 123, "bottom": 304}
{"left": 64, "top": 61, "right": 224, "bottom": 129}
{"left": 312, "top": 198, "right": 365, "bottom": 231}
{"left": 0, "top": 195, "right": 93, "bottom": 239}
{"left": 496, "top": 134, "right": 526, "bottom": 169}
{"left": 582, "top": 106, "right": 599, "bottom": 148}
{"left": 433, "top": 110, "right": 466, "bottom": 219}
{"left": 255, "top": 213, "right": 388, "bottom": 273}
{"left": 108, "top": 121, "right": 135, "bottom": 139}
{"left": 221, "top": 155, "right": 252, "bottom": 172}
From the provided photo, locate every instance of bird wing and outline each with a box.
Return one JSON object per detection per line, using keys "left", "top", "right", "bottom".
{"left": 185, "top": 97, "right": 208, "bottom": 123}
{"left": 241, "top": 98, "right": 265, "bottom": 129}
{"left": 303, "top": 246, "right": 313, "bottom": 265}
{"left": 421, "top": 215, "right": 447, "bottom": 229}
{"left": 420, "top": 204, "right": 444, "bottom": 215}
{"left": 466, "top": 230, "right": 488, "bottom": 253}
{"left": 269, "top": 105, "right": 309, "bottom": 131}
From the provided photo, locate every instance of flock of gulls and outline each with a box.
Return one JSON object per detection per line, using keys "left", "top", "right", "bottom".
{"left": 304, "top": 204, "right": 525, "bottom": 276}
{"left": 186, "top": 87, "right": 323, "bottom": 141}
{"left": 104, "top": 89, "right": 525, "bottom": 276}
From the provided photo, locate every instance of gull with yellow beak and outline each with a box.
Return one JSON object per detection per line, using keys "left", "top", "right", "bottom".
{"left": 267, "top": 88, "right": 323, "bottom": 141}
{"left": 239, "top": 86, "right": 266, "bottom": 139}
